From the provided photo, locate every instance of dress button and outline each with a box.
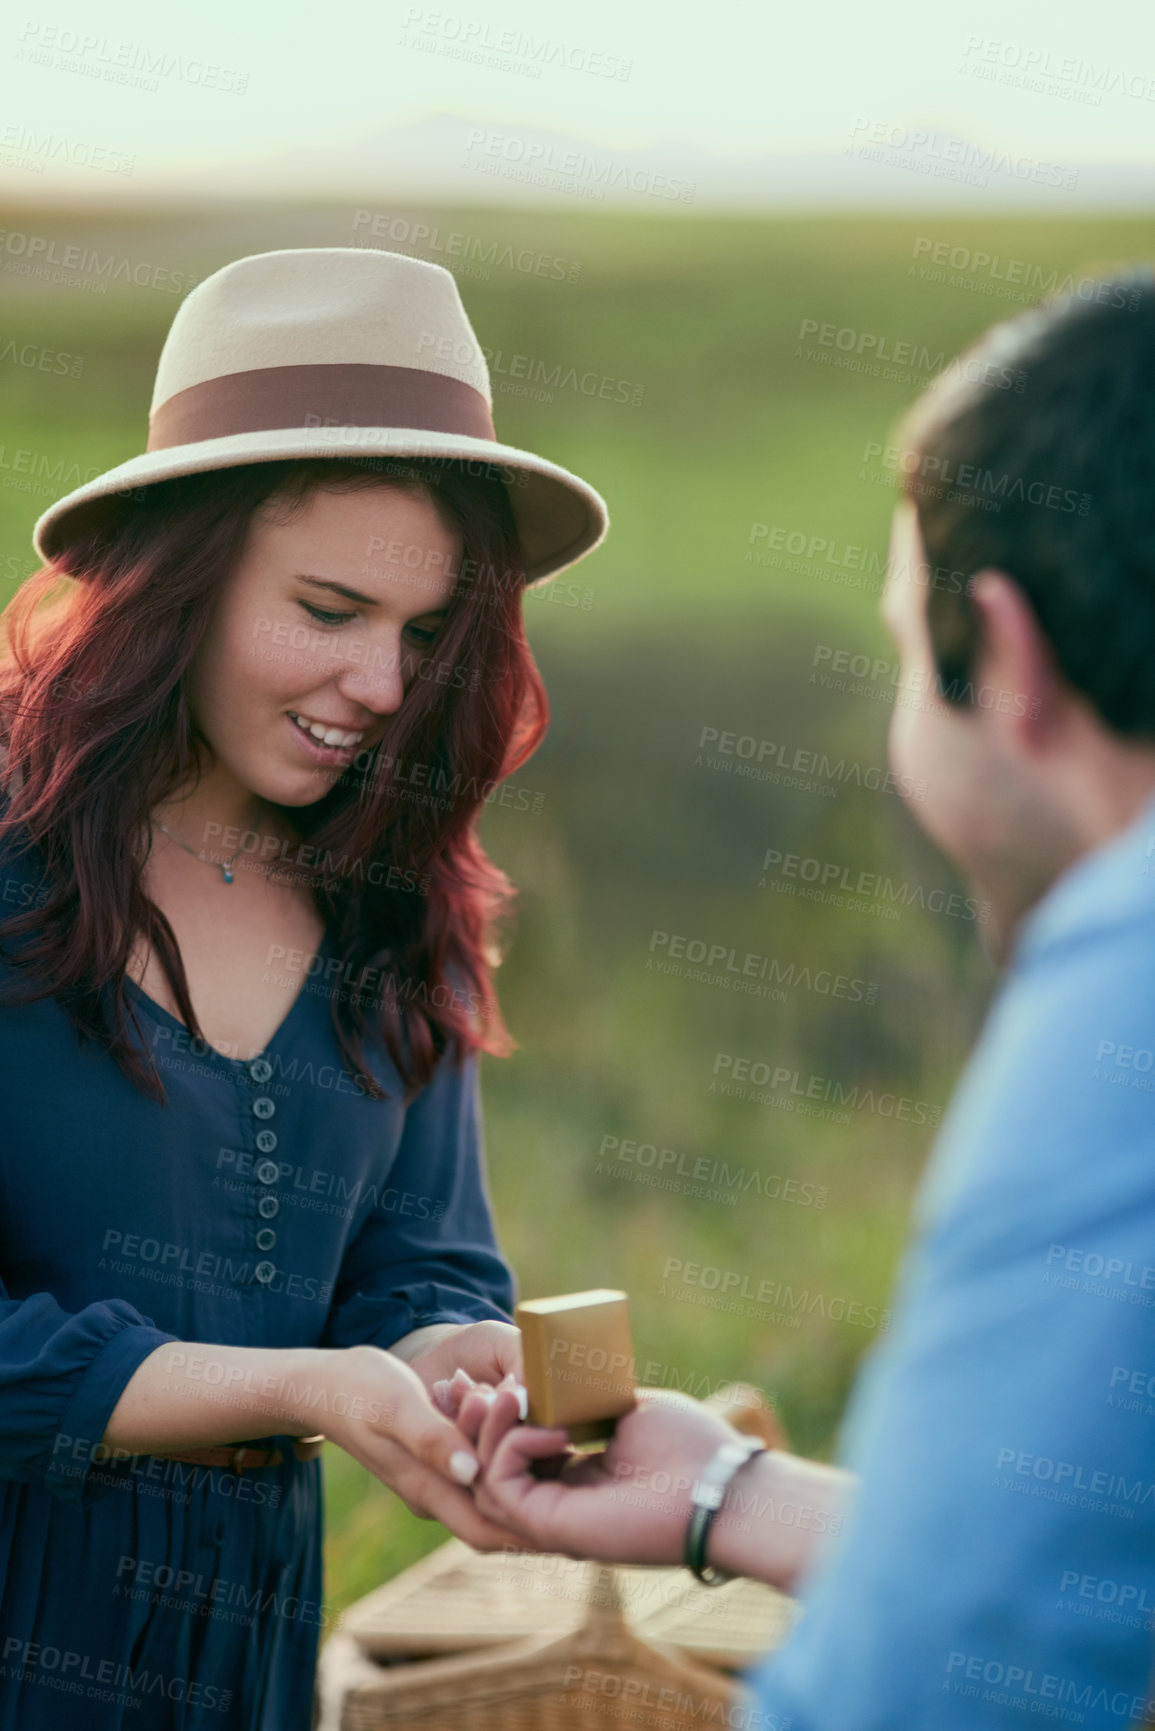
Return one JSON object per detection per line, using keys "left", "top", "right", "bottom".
{"left": 257, "top": 1194, "right": 279, "bottom": 1219}
{"left": 255, "top": 1159, "right": 280, "bottom": 1186}
{"left": 254, "top": 1261, "right": 276, "bottom": 1284}
{"left": 249, "top": 1058, "right": 273, "bottom": 1083}
{"left": 256, "top": 1228, "right": 276, "bottom": 1251}
{"left": 253, "top": 1097, "right": 275, "bottom": 1120}
{"left": 255, "top": 1129, "right": 277, "bottom": 1153}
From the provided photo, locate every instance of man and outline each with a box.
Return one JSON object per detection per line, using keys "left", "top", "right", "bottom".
{"left": 455, "top": 266, "right": 1155, "bottom": 1727}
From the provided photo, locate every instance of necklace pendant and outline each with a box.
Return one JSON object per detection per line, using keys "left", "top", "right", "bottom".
{"left": 221, "top": 867, "right": 234, "bottom": 884}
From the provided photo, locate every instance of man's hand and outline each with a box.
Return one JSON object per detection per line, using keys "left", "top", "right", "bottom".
{"left": 467, "top": 1386, "right": 743, "bottom": 1565}
{"left": 457, "top": 1382, "right": 854, "bottom": 1588}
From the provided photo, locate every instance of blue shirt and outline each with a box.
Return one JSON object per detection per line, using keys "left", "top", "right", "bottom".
{"left": 750, "top": 791, "right": 1155, "bottom": 1729}
{"left": 0, "top": 797, "right": 515, "bottom": 1730}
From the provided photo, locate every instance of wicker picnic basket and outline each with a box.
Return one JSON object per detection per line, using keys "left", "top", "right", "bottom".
{"left": 323, "top": 1559, "right": 790, "bottom": 1731}
{"left": 335, "top": 1534, "right": 797, "bottom": 1671}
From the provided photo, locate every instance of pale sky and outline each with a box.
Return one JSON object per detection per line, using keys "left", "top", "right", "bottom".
{"left": 2, "top": 0, "right": 1153, "bottom": 204}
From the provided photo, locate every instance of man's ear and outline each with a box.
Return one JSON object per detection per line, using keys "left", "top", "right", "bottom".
{"left": 966, "top": 569, "right": 1064, "bottom": 749}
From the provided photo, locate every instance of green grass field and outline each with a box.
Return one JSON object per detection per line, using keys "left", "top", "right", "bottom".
{"left": 2, "top": 201, "right": 1151, "bottom": 1621}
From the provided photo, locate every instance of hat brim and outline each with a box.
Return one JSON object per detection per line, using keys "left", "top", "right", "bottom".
{"left": 31, "top": 426, "right": 609, "bottom": 586}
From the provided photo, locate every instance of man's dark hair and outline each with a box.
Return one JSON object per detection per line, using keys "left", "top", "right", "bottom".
{"left": 897, "top": 264, "right": 1155, "bottom": 734}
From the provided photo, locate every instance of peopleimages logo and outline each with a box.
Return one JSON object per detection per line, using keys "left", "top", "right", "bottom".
{"left": 0, "top": 123, "right": 135, "bottom": 175}
{"left": 647, "top": 930, "right": 877, "bottom": 1004}
{"left": 710, "top": 1052, "right": 942, "bottom": 1126}
{"left": 0, "top": 1638, "right": 233, "bottom": 1713}
{"left": 909, "top": 238, "right": 1142, "bottom": 307}
{"left": 758, "top": 848, "right": 989, "bottom": 923}
{"left": 696, "top": 723, "right": 926, "bottom": 800}
{"left": 597, "top": 1132, "right": 828, "bottom": 1209}
{"left": 400, "top": 11, "right": 632, "bottom": 80}
{"left": 462, "top": 129, "right": 697, "bottom": 203}
{"left": 351, "top": 211, "right": 582, "bottom": 283}
{"left": 958, "top": 36, "right": 1155, "bottom": 106}
{"left": 661, "top": 1257, "right": 890, "bottom": 1332}
{"left": 846, "top": 118, "right": 1078, "bottom": 189}
{"left": 945, "top": 1649, "right": 1155, "bottom": 1721}
{"left": 0, "top": 227, "right": 199, "bottom": 293}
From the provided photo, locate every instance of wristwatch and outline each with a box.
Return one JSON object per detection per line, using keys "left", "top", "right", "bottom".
{"left": 684, "top": 1437, "right": 769, "bottom": 1585}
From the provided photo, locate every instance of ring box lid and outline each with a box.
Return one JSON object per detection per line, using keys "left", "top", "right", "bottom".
{"left": 516, "top": 1288, "right": 637, "bottom": 1432}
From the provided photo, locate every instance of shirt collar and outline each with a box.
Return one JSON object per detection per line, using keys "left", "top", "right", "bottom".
{"left": 1009, "top": 783, "right": 1155, "bottom": 970}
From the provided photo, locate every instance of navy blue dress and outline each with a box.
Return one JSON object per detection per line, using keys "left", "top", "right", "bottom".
{"left": 0, "top": 804, "right": 516, "bottom": 1729}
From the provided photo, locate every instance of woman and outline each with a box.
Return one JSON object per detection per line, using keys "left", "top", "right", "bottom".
{"left": 0, "top": 246, "right": 607, "bottom": 1730}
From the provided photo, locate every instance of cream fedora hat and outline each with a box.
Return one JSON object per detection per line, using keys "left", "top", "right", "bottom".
{"left": 31, "top": 246, "right": 609, "bottom": 584}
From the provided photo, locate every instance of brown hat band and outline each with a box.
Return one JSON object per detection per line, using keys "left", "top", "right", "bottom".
{"left": 147, "top": 361, "right": 497, "bottom": 452}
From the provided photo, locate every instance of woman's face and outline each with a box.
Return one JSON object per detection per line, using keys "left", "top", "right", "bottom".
{"left": 187, "top": 482, "right": 462, "bottom": 808}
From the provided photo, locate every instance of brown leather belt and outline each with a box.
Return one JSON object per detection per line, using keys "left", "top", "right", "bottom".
{"left": 152, "top": 1434, "right": 326, "bottom": 1472}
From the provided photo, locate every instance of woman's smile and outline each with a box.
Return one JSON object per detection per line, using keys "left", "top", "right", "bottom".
{"left": 285, "top": 708, "right": 369, "bottom": 767}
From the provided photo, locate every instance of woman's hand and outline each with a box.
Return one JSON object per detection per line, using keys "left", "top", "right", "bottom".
{"left": 307, "top": 1343, "right": 536, "bottom": 1553}
{"left": 398, "top": 1320, "right": 524, "bottom": 1408}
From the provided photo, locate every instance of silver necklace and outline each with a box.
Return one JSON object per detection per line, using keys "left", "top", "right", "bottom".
{"left": 151, "top": 800, "right": 264, "bottom": 885}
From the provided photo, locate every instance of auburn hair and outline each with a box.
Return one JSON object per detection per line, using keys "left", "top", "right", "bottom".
{"left": 0, "top": 456, "right": 548, "bottom": 1102}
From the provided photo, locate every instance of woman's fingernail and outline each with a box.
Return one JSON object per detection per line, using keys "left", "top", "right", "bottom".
{"left": 449, "top": 1451, "right": 480, "bottom": 1485}
{"left": 514, "top": 1383, "right": 529, "bottom": 1420}
{"left": 431, "top": 1380, "right": 454, "bottom": 1414}
{"left": 479, "top": 1388, "right": 497, "bottom": 1407}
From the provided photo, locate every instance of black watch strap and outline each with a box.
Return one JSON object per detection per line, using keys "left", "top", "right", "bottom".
{"left": 684, "top": 1437, "right": 768, "bottom": 1585}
